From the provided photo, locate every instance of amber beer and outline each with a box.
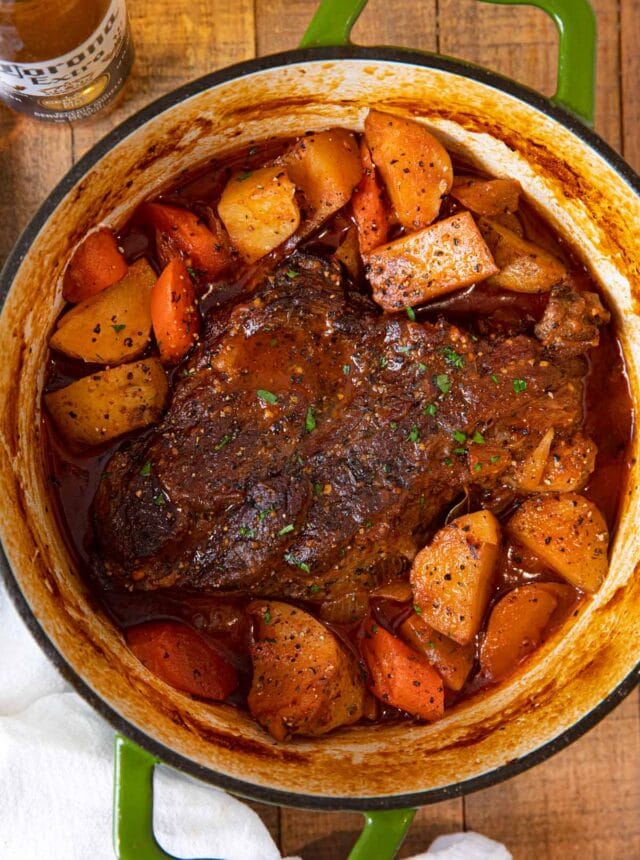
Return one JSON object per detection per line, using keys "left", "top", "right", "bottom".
{"left": 0, "top": 0, "right": 133, "bottom": 121}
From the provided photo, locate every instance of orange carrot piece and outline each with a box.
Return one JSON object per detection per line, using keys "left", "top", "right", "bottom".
{"left": 360, "top": 620, "right": 444, "bottom": 721}
{"left": 451, "top": 177, "right": 521, "bottom": 217}
{"left": 144, "top": 202, "right": 232, "bottom": 278}
{"left": 126, "top": 620, "right": 238, "bottom": 700}
{"left": 352, "top": 140, "right": 390, "bottom": 254}
{"left": 151, "top": 258, "right": 201, "bottom": 364}
{"left": 63, "top": 227, "right": 128, "bottom": 303}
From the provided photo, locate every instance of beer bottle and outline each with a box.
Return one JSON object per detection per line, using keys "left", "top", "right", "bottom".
{"left": 0, "top": 0, "right": 134, "bottom": 122}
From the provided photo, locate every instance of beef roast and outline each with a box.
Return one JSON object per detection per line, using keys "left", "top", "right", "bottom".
{"left": 93, "top": 255, "right": 599, "bottom": 600}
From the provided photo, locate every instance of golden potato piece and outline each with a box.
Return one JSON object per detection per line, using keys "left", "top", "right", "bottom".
{"left": 285, "top": 128, "right": 362, "bottom": 225}
{"left": 478, "top": 217, "right": 566, "bottom": 292}
{"left": 400, "top": 613, "right": 475, "bottom": 691}
{"left": 364, "top": 109, "right": 453, "bottom": 229}
{"left": 451, "top": 177, "right": 521, "bottom": 217}
{"left": 516, "top": 430, "right": 597, "bottom": 493}
{"left": 411, "top": 510, "right": 501, "bottom": 644}
{"left": 506, "top": 493, "right": 609, "bottom": 593}
{"left": 217, "top": 166, "right": 300, "bottom": 263}
{"left": 45, "top": 358, "right": 168, "bottom": 447}
{"left": 480, "top": 584, "right": 559, "bottom": 680}
{"left": 367, "top": 211, "right": 498, "bottom": 311}
{"left": 247, "top": 600, "right": 365, "bottom": 741}
{"left": 51, "top": 258, "right": 155, "bottom": 364}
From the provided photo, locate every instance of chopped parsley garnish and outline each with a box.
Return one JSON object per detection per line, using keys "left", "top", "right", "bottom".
{"left": 286, "top": 268, "right": 299, "bottom": 279}
{"left": 309, "top": 584, "right": 322, "bottom": 594}
{"left": 257, "top": 389, "right": 277, "bottom": 405}
{"left": 443, "top": 457, "right": 453, "bottom": 466}
{"left": 140, "top": 460, "right": 152, "bottom": 477}
{"left": 490, "top": 454, "right": 501, "bottom": 464}
{"left": 395, "top": 344, "right": 411, "bottom": 354}
{"left": 258, "top": 506, "right": 275, "bottom": 522}
{"left": 405, "top": 306, "right": 416, "bottom": 321}
{"left": 278, "top": 523, "right": 294, "bottom": 536}
{"left": 490, "top": 373, "right": 499, "bottom": 384}
{"left": 473, "top": 463, "right": 483, "bottom": 472}
{"left": 263, "top": 609, "right": 272, "bottom": 624}
{"left": 305, "top": 405, "right": 316, "bottom": 432}
{"left": 187, "top": 266, "right": 197, "bottom": 279}
{"left": 390, "top": 421, "right": 398, "bottom": 430}
{"left": 453, "top": 430, "right": 466, "bottom": 444}
{"left": 214, "top": 434, "right": 232, "bottom": 451}
{"left": 443, "top": 347, "right": 464, "bottom": 368}
{"left": 380, "top": 356, "right": 388, "bottom": 368}
{"left": 313, "top": 482, "right": 323, "bottom": 496}
{"left": 423, "top": 403, "right": 437, "bottom": 417}
{"left": 181, "top": 368, "right": 197, "bottom": 377}
{"left": 239, "top": 526, "right": 256, "bottom": 538}
{"left": 417, "top": 363, "right": 427, "bottom": 374}
{"left": 284, "top": 552, "right": 311, "bottom": 574}
{"left": 413, "top": 604, "right": 422, "bottom": 615}
{"left": 236, "top": 170, "right": 253, "bottom": 181}
{"left": 153, "top": 493, "right": 166, "bottom": 507}
{"left": 472, "top": 430, "right": 485, "bottom": 445}
{"left": 453, "top": 447, "right": 467, "bottom": 455}
{"left": 342, "top": 364, "right": 351, "bottom": 375}
{"left": 513, "top": 378, "right": 527, "bottom": 393}
{"left": 435, "top": 373, "right": 451, "bottom": 394}
{"left": 364, "top": 520, "right": 373, "bottom": 529}
{"left": 408, "top": 425, "right": 420, "bottom": 443}
{"left": 112, "top": 323, "right": 126, "bottom": 333}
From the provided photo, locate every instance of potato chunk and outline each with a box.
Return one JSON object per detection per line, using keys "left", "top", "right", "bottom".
{"left": 400, "top": 613, "right": 474, "bottom": 691}
{"left": 217, "top": 166, "right": 300, "bottom": 263}
{"left": 367, "top": 211, "right": 498, "bottom": 311}
{"left": 364, "top": 109, "right": 453, "bottom": 229}
{"left": 284, "top": 128, "right": 362, "bottom": 225}
{"left": 516, "top": 430, "right": 597, "bottom": 493}
{"left": 247, "top": 600, "right": 364, "bottom": 741}
{"left": 506, "top": 494, "right": 609, "bottom": 592}
{"left": 451, "top": 177, "right": 521, "bottom": 216}
{"left": 411, "top": 510, "right": 501, "bottom": 644}
{"left": 478, "top": 217, "right": 566, "bottom": 292}
{"left": 45, "top": 358, "right": 168, "bottom": 447}
{"left": 51, "top": 258, "right": 155, "bottom": 364}
{"left": 480, "top": 584, "right": 559, "bottom": 680}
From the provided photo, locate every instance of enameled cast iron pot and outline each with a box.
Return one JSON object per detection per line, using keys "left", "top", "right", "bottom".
{"left": 1, "top": 0, "right": 639, "bottom": 857}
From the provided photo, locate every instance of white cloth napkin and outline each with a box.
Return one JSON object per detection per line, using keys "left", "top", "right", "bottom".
{"left": 0, "top": 584, "right": 510, "bottom": 860}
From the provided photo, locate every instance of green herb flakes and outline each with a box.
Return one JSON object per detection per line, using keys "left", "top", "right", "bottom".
{"left": 214, "top": 434, "right": 232, "bottom": 451}
{"left": 257, "top": 389, "right": 277, "bottom": 405}
{"left": 313, "top": 482, "right": 323, "bottom": 496}
{"left": 423, "top": 403, "right": 437, "bottom": 417}
{"left": 187, "top": 266, "right": 197, "bottom": 279}
{"left": 111, "top": 324, "right": 126, "bottom": 333}
{"left": 443, "top": 457, "right": 453, "bottom": 466}
{"left": 390, "top": 421, "right": 398, "bottom": 430}
{"left": 153, "top": 493, "right": 166, "bottom": 507}
{"left": 140, "top": 460, "right": 152, "bottom": 477}
{"left": 405, "top": 306, "right": 416, "bottom": 321}
{"left": 417, "top": 363, "right": 427, "bottom": 374}
{"left": 490, "top": 454, "right": 501, "bottom": 464}
{"left": 513, "top": 378, "right": 527, "bottom": 394}
{"left": 472, "top": 430, "right": 485, "bottom": 445}
{"left": 309, "top": 584, "right": 322, "bottom": 594}
{"left": 258, "top": 505, "right": 275, "bottom": 522}
{"left": 286, "top": 268, "right": 299, "bottom": 279}
{"left": 413, "top": 604, "right": 422, "bottom": 615}
{"left": 342, "top": 364, "right": 351, "bottom": 375}
{"left": 473, "top": 463, "right": 483, "bottom": 472}
{"left": 263, "top": 609, "right": 272, "bottom": 624}
{"left": 443, "top": 347, "right": 464, "bottom": 368}
{"left": 435, "top": 373, "right": 451, "bottom": 394}
{"left": 284, "top": 552, "right": 311, "bottom": 574}
{"left": 408, "top": 425, "right": 420, "bottom": 443}
{"left": 305, "top": 405, "right": 316, "bottom": 432}
{"left": 453, "top": 430, "right": 466, "bottom": 444}
{"left": 278, "top": 523, "right": 294, "bottom": 536}
{"left": 380, "top": 356, "right": 388, "bottom": 369}
{"left": 490, "top": 374, "right": 499, "bottom": 384}
{"left": 239, "top": 526, "right": 256, "bottom": 539}
{"left": 236, "top": 170, "right": 253, "bottom": 182}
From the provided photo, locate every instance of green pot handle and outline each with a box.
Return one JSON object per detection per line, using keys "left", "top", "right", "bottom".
{"left": 113, "top": 735, "right": 414, "bottom": 860}
{"left": 300, "top": 0, "right": 596, "bottom": 125}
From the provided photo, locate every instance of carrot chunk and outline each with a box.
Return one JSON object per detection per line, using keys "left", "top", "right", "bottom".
{"left": 144, "top": 202, "right": 232, "bottom": 278}
{"left": 63, "top": 227, "right": 128, "bottom": 303}
{"left": 126, "top": 620, "right": 238, "bottom": 700}
{"left": 352, "top": 140, "right": 390, "bottom": 254}
{"left": 151, "top": 258, "right": 201, "bottom": 364}
{"left": 451, "top": 177, "right": 521, "bottom": 216}
{"left": 360, "top": 620, "right": 444, "bottom": 721}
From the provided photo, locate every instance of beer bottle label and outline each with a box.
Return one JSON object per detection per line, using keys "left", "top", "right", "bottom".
{"left": 0, "top": 0, "right": 133, "bottom": 121}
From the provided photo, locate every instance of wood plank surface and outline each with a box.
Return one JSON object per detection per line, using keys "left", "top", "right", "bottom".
{"left": 0, "top": 1, "right": 638, "bottom": 858}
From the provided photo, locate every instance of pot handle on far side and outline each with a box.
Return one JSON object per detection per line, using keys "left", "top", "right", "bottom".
{"left": 300, "top": 0, "right": 597, "bottom": 125}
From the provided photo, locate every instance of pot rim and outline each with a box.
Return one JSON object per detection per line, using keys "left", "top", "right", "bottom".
{"left": 1, "top": 44, "right": 639, "bottom": 812}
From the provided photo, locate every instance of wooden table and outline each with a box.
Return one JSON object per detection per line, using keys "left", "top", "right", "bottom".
{"left": 1, "top": 1, "right": 638, "bottom": 857}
